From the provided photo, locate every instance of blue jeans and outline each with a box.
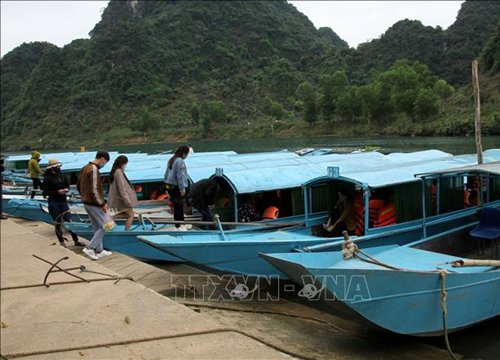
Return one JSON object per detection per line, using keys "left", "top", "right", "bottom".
{"left": 84, "top": 204, "right": 106, "bottom": 253}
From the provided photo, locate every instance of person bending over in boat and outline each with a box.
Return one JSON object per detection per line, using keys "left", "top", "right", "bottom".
{"left": 108, "top": 155, "right": 138, "bottom": 231}
{"left": 27, "top": 151, "right": 42, "bottom": 199}
{"left": 190, "top": 178, "right": 220, "bottom": 229}
{"left": 323, "top": 188, "right": 356, "bottom": 237}
{"left": 164, "top": 145, "right": 190, "bottom": 229}
{"left": 42, "top": 159, "right": 84, "bottom": 247}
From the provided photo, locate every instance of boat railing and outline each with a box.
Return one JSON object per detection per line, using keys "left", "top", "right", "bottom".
{"left": 299, "top": 205, "right": 488, "bottom": 253}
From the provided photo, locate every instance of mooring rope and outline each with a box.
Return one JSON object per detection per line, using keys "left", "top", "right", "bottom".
{"left": 341, "top": 231, "right": 458, "bottom": 359}
{"left": 2, "top": 327, "right": 317, "bottom": 360}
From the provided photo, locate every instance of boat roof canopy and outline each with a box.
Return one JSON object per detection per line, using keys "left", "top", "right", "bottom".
{"left": 416, "top": 161, "right": 500, "bottom": 178}
{"left": 212, "top": 150, "right": 459, "bottom": 194}
{"left": 305, "top": 153, "right": 500, "bottom": 189}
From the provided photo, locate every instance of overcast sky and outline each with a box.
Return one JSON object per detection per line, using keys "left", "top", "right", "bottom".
{"left": 1, "top": 1, "right": 464, "bottom": 57}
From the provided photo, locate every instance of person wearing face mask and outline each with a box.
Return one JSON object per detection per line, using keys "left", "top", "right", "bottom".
{"left": 164, "top": 145, "right": 190, "bottom": 229}
{"left": 43, "top": 159, "right": 84, "bottom": 247}
{"left": 108, "top": 155, "right": 137, "bottom": 231}
{"left": 77, "top": 150, "right": 111, "bottom": 260}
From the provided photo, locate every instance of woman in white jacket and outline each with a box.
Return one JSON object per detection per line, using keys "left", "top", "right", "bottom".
{"left": 108, "top": 155, "right": 138, "bottom": 230}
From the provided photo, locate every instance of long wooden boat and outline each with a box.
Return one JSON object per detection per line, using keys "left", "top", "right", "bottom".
{"left": 138, "top": 153, "right": 500, "bottom": 274}
{"left": 65, "top": 150, "right": 426, "bottom": 262}
{"left": 261, "top": 163, "right": 500, "bottom": 335}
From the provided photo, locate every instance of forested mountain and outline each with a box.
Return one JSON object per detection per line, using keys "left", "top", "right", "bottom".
{"left": 0, "top": 0, "right": 498, "bottom": 151}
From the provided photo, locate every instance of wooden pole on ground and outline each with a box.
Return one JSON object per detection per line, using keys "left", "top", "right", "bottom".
{"left": 472, "top": 59, "right": 483, "bottom": 164}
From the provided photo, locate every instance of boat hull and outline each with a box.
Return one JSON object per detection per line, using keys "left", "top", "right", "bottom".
{"left": 305, "top": 266, "right": 500, "bottom": 335}
{"left": 64, "top": 222, "right": 184, "bottom": 263}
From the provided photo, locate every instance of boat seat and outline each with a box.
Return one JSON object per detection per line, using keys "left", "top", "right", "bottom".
{"left": 469, "top": 207, "right": 500, "bottom": 258}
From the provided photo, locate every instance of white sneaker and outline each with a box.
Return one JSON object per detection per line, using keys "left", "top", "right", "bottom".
{"left": 97, "top": 250, "right": 113, "bottom": 258}
{"left": 82, "top": 247, "right": 98, "bottom": 260}
{"left": 177, "top": 225, "right": 188, "bottom": 231}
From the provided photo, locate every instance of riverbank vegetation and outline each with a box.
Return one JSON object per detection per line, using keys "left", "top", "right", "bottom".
{"left": 1, "top": 0, "right": 499, "bottom": 151}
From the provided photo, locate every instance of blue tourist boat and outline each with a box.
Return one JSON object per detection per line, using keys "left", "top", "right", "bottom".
{"left": 95, "top": 151, "right": 450, "bottom": 262}
{"left": 66, "top": 150, "right": 419, "bottom": 262}
{"left": 138, "top": 152, "right": 500, "bottom": 274}
{"left": 261, "top": 162, "right": 500, "bottom": 335}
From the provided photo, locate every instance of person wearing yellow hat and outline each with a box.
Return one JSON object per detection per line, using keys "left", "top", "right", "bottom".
{"left": 43, "top": 159, "right": 84, "bottom": 247}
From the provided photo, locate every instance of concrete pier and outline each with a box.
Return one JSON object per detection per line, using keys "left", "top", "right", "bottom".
{"left": 1, "top": 219, "right": 290, "bottom": 359}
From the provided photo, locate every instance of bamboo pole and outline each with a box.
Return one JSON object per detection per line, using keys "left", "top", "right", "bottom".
{"left": 472, "top": 59, "right": 483, "bottom": 164}
{"left": 451, "top": 259, "right": 500, "bottom": 267}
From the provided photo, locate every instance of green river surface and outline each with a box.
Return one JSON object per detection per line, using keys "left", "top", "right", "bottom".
{"left": 108, "top": 135, "right": 500, "bottom": 155}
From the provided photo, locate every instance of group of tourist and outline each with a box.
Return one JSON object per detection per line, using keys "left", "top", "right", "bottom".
{"left": 19, "top": 145, "right": 355, "bottom": 261}
{"left": 29, "top": 145, "right": 218, "bottom": 261}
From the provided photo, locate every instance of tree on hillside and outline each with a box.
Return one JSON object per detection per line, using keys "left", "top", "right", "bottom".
{"left": 296, "top": 81, "right": 318, "bottom": 125}
{"left": 414, "top": 88, "right": 440, "bottom": 120}
{"left": 132, "top": 107, "right": 160, "bottom": 132}
{"left": 200, "top": 100, "right": 226, "bottom": 136}
{"left": 263, "top": 96, "right": 286, "bottom": 120}
{"left": 191, "top": 102, "right": 200, "bottom": 125}
{"left": 319, "top": 74, "right": 335, "bottom": 122}
{"left": 336, "top": 86, "right": 363, "bottom": 122}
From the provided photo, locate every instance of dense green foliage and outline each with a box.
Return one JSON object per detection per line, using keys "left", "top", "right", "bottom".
{"left": 0, "top": 0, "right": 499, "bottom": 151}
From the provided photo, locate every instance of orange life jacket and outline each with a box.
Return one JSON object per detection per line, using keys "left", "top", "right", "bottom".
{"left": 157, "top": 193, "right": 169, "bottom": 200}
{"left": 374, "top": 202, "right": 397, "bottom": 227}
{"left": 262, "top": 206, "right": 279, "bottom": 220}
{"left": 369, "top": 199, "right": 386, "bottom": 227}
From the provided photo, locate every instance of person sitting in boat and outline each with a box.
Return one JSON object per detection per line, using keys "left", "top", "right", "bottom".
{"left": 108, "top": 155, "right": 138, "bottom": 231}
{"left": 190, "top": 178, "right": 220, "bottom": 229}
{"left": 42, "top": 159, "right": 84, "bottom": 247}
{"left": 323, "top": 188, "right": 356, "bottom": 237}
{"left": 164, "top": 145, "right": 191, "bottom": 229}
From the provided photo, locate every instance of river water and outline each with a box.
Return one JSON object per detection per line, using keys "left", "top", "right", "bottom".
{"left": 109, "top": 135, "right": 500, "bottom": 155}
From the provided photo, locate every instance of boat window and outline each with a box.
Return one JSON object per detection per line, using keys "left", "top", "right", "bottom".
{"left": 310, "top": 183, "right": 332, "bottom": 213}
{"left": 394, "top": 182, "right": 422, "bottom": 223}
{"left": 213, "top": 179, "right": 234, "bottom": 222}
{"left": 254, "top": 189, "right": 295, "bottom": 219}
{"left": 490, "top": 174, "right": 500, "bottom": 201}
{"left": 310, "top": 181, "right": 356, "bottom": 215}
{"left": 439, "top": 176, "right": 465, "bottom": 214}
{"left": 290, "top": 188, "right": 304, "bottom": 215}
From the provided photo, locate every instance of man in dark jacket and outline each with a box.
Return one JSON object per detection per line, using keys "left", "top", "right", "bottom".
{"left": 77, "top": 151, "right": 111, "bottom": 260}
{"left": 190, "top": 178, "right": 219, "bottom": 228}
{"left": 43, "top": 159, "right": 83, "bottom": 247}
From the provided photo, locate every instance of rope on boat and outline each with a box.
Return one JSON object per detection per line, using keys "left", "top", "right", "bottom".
{"left": 341, "top": 231, "right": 358, "bottom": 259}
{"left": 439, "top": 270, "right": 457, "bottom": 360}
{"left": 341, "top": 231, "right": 458, "bottom": 359}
